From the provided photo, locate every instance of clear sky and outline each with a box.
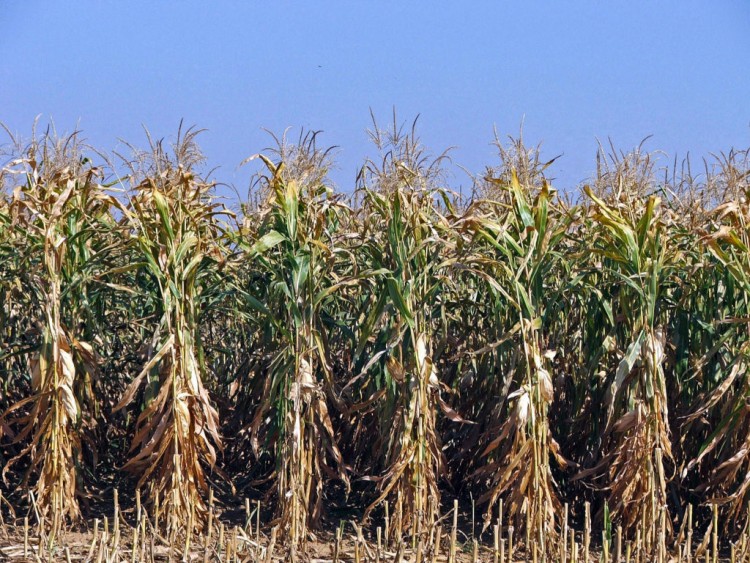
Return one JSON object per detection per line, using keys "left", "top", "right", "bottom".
{"left": 1, "top": 2, "right": 749, "bottom": 200}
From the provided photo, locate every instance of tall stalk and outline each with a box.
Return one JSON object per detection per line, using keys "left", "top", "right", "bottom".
{"left": 354, "top": 116, "right": 461, "bottom": 541}
{"left": 113, "top": 128, "right": 228, "bottom": 533}
{"left": 466, "top": 172, "right": 571, "bottom": 547}
{"left": 688, "top": 153, "right": 750, "bottom": 528}
{"left": 575, "top": 182, "right": 681, "bottom": 540}
{"left": 236, "top": 134, "right": 360, "bottom": 550}
{"left": 0, "top": 130, "right": 115, "bottom": 539}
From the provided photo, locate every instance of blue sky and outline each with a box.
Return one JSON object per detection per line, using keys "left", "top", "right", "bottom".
{"left": 1, "top": 2, "right": 749, "bottom": 200}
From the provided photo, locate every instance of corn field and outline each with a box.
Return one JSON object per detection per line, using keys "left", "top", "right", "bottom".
{"left": 1, "top": 119, "right": 750, "bottom": 562}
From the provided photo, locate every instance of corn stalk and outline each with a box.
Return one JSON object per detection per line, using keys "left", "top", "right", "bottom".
{"left": 237, "top": 140, "right": 359, "bottom": 550}
{"left": 0, "top": 132, "right": 114, "bottom": 539}
{"left": 466, "top": 172, "right": 570, "bottom": 549}
{"left": 689, "top": 182, "right": 750, "bottom": 527}
{"left": 574, "top": 185, "right": 680, "bottom": 542}
{"left": 113, "top": 128, "right": 227, "bottom": 534}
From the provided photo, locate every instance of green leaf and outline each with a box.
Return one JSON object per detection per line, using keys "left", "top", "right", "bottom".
{"left": 251, "top": 230, "right": 287, "bottom": 255}
{"left": 152, "top": 191, "right": 174, "bottom": 243}
{"left": 386, "top": 277, "right": 414, "bottom": 327}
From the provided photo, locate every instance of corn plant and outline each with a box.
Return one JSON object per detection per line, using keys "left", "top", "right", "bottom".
{"left": 0, "top": 188, "right": 15, "bottom": 412}
{"left": 0, "top": 130, "right": 116, "bottom": 539}
{"left": 465, "top": 172, "right": 571, "bottom": 550}
{"left": 0, "top": 170, "right": 15, "bottom": 473}
{"left": 352, "top": 116, "right": 466, "bottom": 541}
{"left": 113, "top": 128, "right": 229, "bottom": 534}
{"left": 688, "top": 161, "right": 750, "bottom": 528}
{"left": 575, "top": 181, "right": 682, "bottom": 542}
{"left": 236, "top": 140, "right": 359, "bottom": 549}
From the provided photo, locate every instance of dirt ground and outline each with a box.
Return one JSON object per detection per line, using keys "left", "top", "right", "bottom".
{"left": 0, "top": 524, "right": 502, "bottom": 562}
{"left": 0, "top": 498, "right": 729, "bottom": 562}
